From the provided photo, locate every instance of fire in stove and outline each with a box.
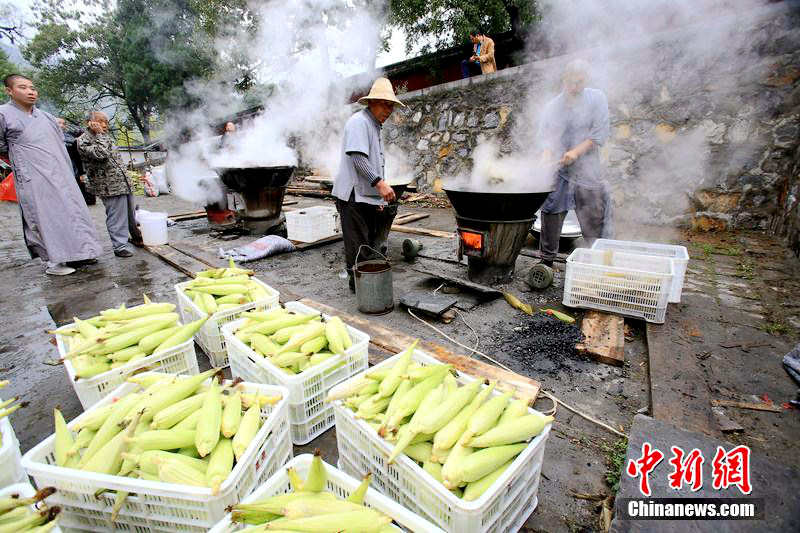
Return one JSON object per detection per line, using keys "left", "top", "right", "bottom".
{"left": 444, "top": 187, "right": 552, "bottom": 285}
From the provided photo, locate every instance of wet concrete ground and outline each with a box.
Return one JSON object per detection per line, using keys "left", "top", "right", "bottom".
{"left": 1, "top": 192, "right": 798, "bottom": 532}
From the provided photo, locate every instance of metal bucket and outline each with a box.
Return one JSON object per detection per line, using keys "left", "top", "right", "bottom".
{"left": 354, "top": 246, "right": 394, "bottom": 315}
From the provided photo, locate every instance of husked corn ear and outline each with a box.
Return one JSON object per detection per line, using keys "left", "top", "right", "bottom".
{"left": 345, "top": 472, "right": 371, "bottom": 504}
{"left": 232, "top": 403, "right": 260, "bottom": 461}
{"left": 133, "top": 368, "right": 218, "bottom": 422}
{"left": 463, "top": 459, "right": 514, "bottom": 501}
{"left": 300, "top": 335, "right": 327, "bottom": 354}
{"left": 122, "top": 449, "right": 208, "bottom": 476}
{"left": 153, "top": 457, "right": 207, "bottom": 487}
{"left": 329, "top": 316, "right": 352, "bottom": 349}
{"left": 385, "top": 366, "right": 449, "bottom": 431}
{"left": 202, "top": 292, "right": 218, "bottom": 314}
{"left": 378, "top": 340, "right": 417, "bottom": 398}
{"left": 0, "top": 487, "right": 55, "bottom": 514}
{"left": 240, "top": 393, "right": 281, "bottom": 409}
{"left": 355, "top": 394, "right": 391, "bottom": 419}
{"left": 110, "top": 345, "right": 148, "bottom": 362}
{"left": 404, "top": 442, "right": 433, "bottom": 463}
{"left": 264, "top": 510, "right": 390, "bottom": 531}
{"left": 276, "top": 322, "right": 325, "bottom": 354}
{"left": 449, "top": 443, "right": 527, "bottom": 484}
{"left": 324, "top": 320, "right": 344, "bottom": 354}
{"left": 461, "top": 389, "right": 514, "bottom": 443}
{"left": 444, "top": 373, "right": 458, "bottom": 393}
{"left": 221, "top": 392, "right": 242, "bottom": 438}
{"left": 378, "top": 379, "right": 412, "bottom": 436}
{"left": 54, "top": 408, "right": 78, "bottom": 467}
{"left": 497, "top": 398, "right": 529, "bottom": 426}
{"left": 401, "top": 363, "right": 451, "bottom": 380}
{"left": 206, "top": 438, "right": 234, "bottom": 494}
{"left": 467, "top": 414, "right": 553, "bottom": 447}
{"left": 66, "top": 427, "right": 95, "bottom": 457}
{"left": 412, "top": 380, "right": 482, "bottom": 435}
{"left": 150, "top": 392, "right": 207, "bottom": 429}
{"left": 281, "top": 499, "right": 368, "bottom": 519}
{"left": 193, "top": 293, "right": 206, "bottom": 314}
{"left": 303, "top": 450, "right": 327, "bottom": 492}
{"left": 271, "top": 351, "right": 308, "bottom": 368}
{"left": 387, "top": 384, "right": 445, "bottom": 463}
{"left": 270, "top": 324, "right": 310, "bottom": 344}
{"left": 250, "top": 333, "right": 280, "bottom": 357}
{"left": 433, "top": 380, "right": 495, "bottom": 453}
{"left": 79, "top": 393, "right": 141, "bottom": 467}
{"left": 153, "top": 316, "right": 209, "bottom": 354}
{"left": 83, "top": 411, "right": 141, "bottom": 475}
{"left": 233, "top": 491, "right": 336, "bottom": 515}
{"left": 441, "top": 438, "right": 472, "bottom": 489}
{"left": 325, "top": 377, "right": 378, "bottom": 402}
{"left": 195, "top": 377, "right": 222, "bottom": 457}
{"left": 101, "top": 302, "right": 175, "bottom": 320}
{"left": 138, "top": 325, "right": 182, "bottom": 354}
{"left": 174, "top": 409, "right": 201, "bottom": 430}
{"left": 71, "top": 403, "right": 114, "bottom": 431}
{"left": 127, "top": 429, "right": 196, "bottom": 451}
{"left": 287, "top": 467, "right": 304, "bottom": 492}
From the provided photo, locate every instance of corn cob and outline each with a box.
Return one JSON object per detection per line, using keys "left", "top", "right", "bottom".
{"left": 104, "top": 313, "right": 179, "bottom": 335}
{"left": 378, "top": 378, "right": 412, "bottom": 436}
{"left": 441, "top": 438, "right": 472, "bottom": 489}
{"left": 541, "top": 308, "right": 575, "bottom": 324}
{"left": 329, "top": 316, "right": 352, "bottom": 349}
{"left": 150, "top": 392, "right": 206, "bottom": 430}
{"left": 240, "top": 393, "right": 281, "bottom": 408}
{"left": 497, "top": 398, "right": 530, "bottom": 426}
{"left": 463, "top": 459, "right": 514, "bottom": 501}
{"left": 193, "top": 293, "right": 207, "bottom": 313}
{"left": 287, "top": 467, "right": 304, "bottom": 492}
{"left": 433, "top": 380, "right": 495, "bottom": 453}
{"left": 324, "top": 320, "right": 345, "bottom": 354}
{"left": 238, "top": 313, "right": 318, "bottom": 342}
{"left": 101, "top": 303, "right": 175, "bottom": 321}
{"left": 460, "top": 389, "right": 514, "bottom": 443}
{"left": 66, "top": 427, "right": 95, "bottom": 457}
{"left": 448, "top": 443, "right": 527, "bottom": 485}
{"left": 384, "top": 365, "right": 450, "bottom": 431}
{"left": 201, "top": 292, "right": 218, "bottom": 313}
{"left": 281, "top": 499, "right": 368, "bottom": 519}
{"left": 54, "top": 408, "right": 78, "bottom": 467}
{"left": 0, "top": 508, "right": 59, "bottom": 533}
{"left": 192, "top": 284, "right": 254, "bottom": 296}
{"left": 0, "top": 507, "right": 28, "bottom": 524}
{"left": 233, "top": 491, "right": 336, "bottom": 515}
{"left": 83, "top": 411, "right": 141, "bottom": 475}
{"left": 405, "top": 442, "right": 433, "bottom": 463}
{"left": 71, "top": 402, "right": 114, "bottom": 431}
{"left": 387, "top": 384, "right": 445, "bottom": 463}
{"left": 271, "top": 351, "right": 310, "bottom": 368}
{"left": 88, "top": 320, "right": 177, "bottom": 357}
{"left": 365, "top": 367, "right": 390, "bottom": 381}
{"left": 232, "top": 403, "right": 260, "bottom": 460}
{"left": 206, "top": 438, "right": 234, "bottom": 494}
{"left": 345, "top": 472, "right": 371, "bottom": 504}
{"left": 133, "top": 368, "right": 218, "bottom": 421}
{"left": 122, "top": 450, "right": 209, "bottom": 476}
{"left": 241, "top": 308, "right": 287, "bottom": 322}
{"left": 0, "top": 488, "right": 55, "bottom": 514}
{"left": 137, "top": 325, "right": 181, "bottom": 354}
{"left": 173, "top": 409, "right": 202, "bottom": 430}
{"left": 152, "top": 456, "right": 207, "bottom": 487}
{"left": 153, "top": 316, "right": 210, "bottom": 354}
{"left": 271, "top": 324, "right": 310, "bottom": 344}
{"left": 264, "top": 510, "right": 390, "bottom": 531}
{"left": 79, "top": 393, "right": 141, "bottom": 467}
{"left": 126, "top": 429, "right": 196, "bottom": 451}
{"left": 412, "top": 380, "right": 482, "bottom": 436}
{"left": 119, "top": 421, "right": 152, "bottom": 475}
{"left": 304, "top": 450, "right": 327, "bottom": 492}
{"left": 467, "top": 414, "right": 553, "bottom": 447}
{"left": 325, "top": 377, "right": 378, "bottom": 402}
{"left": 195, "top": 378, "right": 222, "bottom": 457}
{"left": 250, "top": 333, "right": 281, "bottom": 356}
{"left": 73, "top": 316, "right": 99, "bottom": 338}
{"left": 191, "top": 275, "right": 251, "bottom": 285}
{"left": 110, "top": 346, "right": 148, "bottom": 363}
{"left": 402, "top": 363, "right": 451, "bottom": 380}
{"left": 300, "top": 335, "right": 327, "bottom": 354}
{"left": 276, "top": 323, "right": 326, "bottom": 355}
{"left": 355, "top": 394, "right": 391, "bottom": 419}
{"left": 378, "top": 340, "right": 417, "bottom": 398}
{"left": 444, "top": 373, "right": 458, "bottom": 393}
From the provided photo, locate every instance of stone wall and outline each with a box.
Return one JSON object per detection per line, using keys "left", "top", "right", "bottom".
{"left": 382, "top": 4, "right": 800, "bottom": 251}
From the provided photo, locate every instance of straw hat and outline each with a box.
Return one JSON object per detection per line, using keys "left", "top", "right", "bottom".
{"left": 358, "top": 77, "right": 406, "bottom": 107}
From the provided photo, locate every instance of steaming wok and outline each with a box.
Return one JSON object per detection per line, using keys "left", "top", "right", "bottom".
{"left": 214, "top": 166, "right": 296, "bottom": 192}
{"left": 443, "top": 188, "right": 551, "bottom": 222}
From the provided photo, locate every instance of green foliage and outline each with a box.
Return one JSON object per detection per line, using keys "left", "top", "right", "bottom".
{"left": 601, "top": 437, "right": 628, "bottom": 493}
{"left": 0, "top": 49, "right": 18, "bottom": 101}
{"left": 24, "top": 0, "right": 216, "bottom": 142}
{"left": 389, "top": 0, "right": 539, "bottom": 53}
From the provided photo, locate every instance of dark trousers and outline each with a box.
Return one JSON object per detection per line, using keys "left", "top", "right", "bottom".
{"left": 461, "top": 60, "right": 482, "bottom": 78}
{"left": 539, "top": 186, "right": 609, "bottom": 260}
{"left": 336, "top": 195, "right": 381, "bottom": 275}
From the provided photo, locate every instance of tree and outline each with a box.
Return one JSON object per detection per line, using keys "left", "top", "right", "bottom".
{"left": 389, "top": 0, "right": 538, "bottom": 53}
{"left": 25, "top": 0, "right": 216, "bottom": 142}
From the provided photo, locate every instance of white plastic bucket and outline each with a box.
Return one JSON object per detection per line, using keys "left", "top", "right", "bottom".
{"left": 139, "top": 211, "right": 168, "bottom": 245}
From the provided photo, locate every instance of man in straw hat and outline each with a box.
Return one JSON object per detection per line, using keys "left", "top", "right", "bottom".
{"left": 332, "top": 77, "right": 405, "bottom": 292}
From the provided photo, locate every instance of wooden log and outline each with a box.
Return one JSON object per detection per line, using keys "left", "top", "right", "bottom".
{"left": 391, "top": 225, "right": 454, "bottom": 238}
{"left": 298, "top": 298, "right": 541, "bottom": 402}
{"left": 711, "top": 400, "right": 783, "bottom": 413}
{"left": 393, "top": 213, "right": 430, "bottom": 225}
{"left": 576, "top": 311, "right": 625, "bottom": 366}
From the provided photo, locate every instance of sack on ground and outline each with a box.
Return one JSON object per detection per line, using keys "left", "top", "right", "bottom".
{"left": 219, "top": 235, "right": 295, "bottom": 262}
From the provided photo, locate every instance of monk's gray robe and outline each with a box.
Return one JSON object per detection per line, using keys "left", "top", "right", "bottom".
{"left": 0, "top": 101, "right": 102, "bottom": 263}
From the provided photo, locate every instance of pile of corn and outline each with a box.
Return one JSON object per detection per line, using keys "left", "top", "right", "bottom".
{"left": 51, "top": 296, "right": 208, "bottom": 379}
{"left": 233, "top": 306, "right": 353, "bottom": 376}
{"left": 328, "top": 342, "right": 553, "bottom": 501}
{"left": 50, "top": 370, "right": 280, "bottom": 515}
{"left": 229, "top": 451, "right": 394, "bottom": 532}
{"left": 0, "top": 380, "right": 26, "bottom": 448}
{"left": 182, "top": 262, "right": 273, "bottom": 315}
{"left": 0, "top": 487, "right": 60, "bottom": 532}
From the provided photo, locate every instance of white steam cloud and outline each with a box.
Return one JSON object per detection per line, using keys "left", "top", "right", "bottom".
{"left": 166, "top": 0, "right": 387, "bottom": 205}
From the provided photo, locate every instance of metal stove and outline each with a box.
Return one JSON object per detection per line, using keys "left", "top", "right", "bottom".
{"left": 213, "top": 165, "right": 295, "bottom": 235}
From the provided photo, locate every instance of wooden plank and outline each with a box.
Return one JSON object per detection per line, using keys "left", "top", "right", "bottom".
{"left": 143, "top": 244, "right": 205, "bottom": 278}
{"left": 393, "top": 213, "right": 430, "bottom": 226}
{"left": 169, "top": 241, "right": 226, "bottom": 269}
{"left": 286, "top": 187, "right": 332, "bottom": 198}
{"left": 170, "top": 210, "right": 207, "bottom": 221}
{"left": 291, "top": 233, "right": 343, "bottom": 250}
{"left": 391, "top": 225, "right": 454, "bottom": 238}
{"left": 412, "top": 265, "right": 503, "bottom": 295}
{"left": 518, "top": 249, "right": 568, "bottom": 263}
{"left": 711, "top": 400, "right": 783, "bottom": 413}
{"left": 576, "top": 311, "right": 625, "bottom": 366}
{"left": 298, "top": 298, "right": 541, "bottom": 402}
{"left": 647, "top": 322, "right": 719, "bottom": 437}
{"left": 282, "top": 200, "right": 298, "bottom": 206}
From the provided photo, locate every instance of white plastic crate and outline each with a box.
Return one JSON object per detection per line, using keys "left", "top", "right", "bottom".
{"left": 224, "top": 301, "right": 370, "bottom": 445}
{"left": 563, "top": 248, "right": 674, "bottom": 324}
{"left": 591, "top": 238, "right": 689, "bottom": 303}
{"left": 0, "top": 416, "right": 26, "bottom": 487}
{"left": 0, "top": 483, "right": 62, "bottom": 532}
{"left": 330, "top": 349, "right": 551, "bottom": 533}
{"left": 286, "top": 205, "right": 340, "bottom": 243}
{"left": 209, "top": 454, "right": 445, "bottom": 533}
{"left": 57, "top": 319, "right": 200, "bottom": 409}
{"left": 21, "top": 372, "right": 293, "bottom": 532}
{"left": 175, "top": 277, "right": 280, "bottom": 367}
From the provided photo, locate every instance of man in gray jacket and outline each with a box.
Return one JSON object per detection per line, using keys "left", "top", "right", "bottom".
{"left": 77, "top": 110, "right": 142, "bottom": 257}
{"left": 332, "top": 77, "right": 404, "bottom": 292}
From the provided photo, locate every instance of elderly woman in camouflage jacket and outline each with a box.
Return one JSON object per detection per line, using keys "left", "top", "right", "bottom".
{"left": 77, "top": 111, "right": 142, "bottom": 257}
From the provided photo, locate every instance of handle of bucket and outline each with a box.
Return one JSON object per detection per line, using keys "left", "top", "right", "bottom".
{"left": 355, "top": 244, "right": 387, "bottom": 267}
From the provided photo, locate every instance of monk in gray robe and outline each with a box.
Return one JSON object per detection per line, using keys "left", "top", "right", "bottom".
{"left": 0, "top": 74, "right": 102, "bottom": 275}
